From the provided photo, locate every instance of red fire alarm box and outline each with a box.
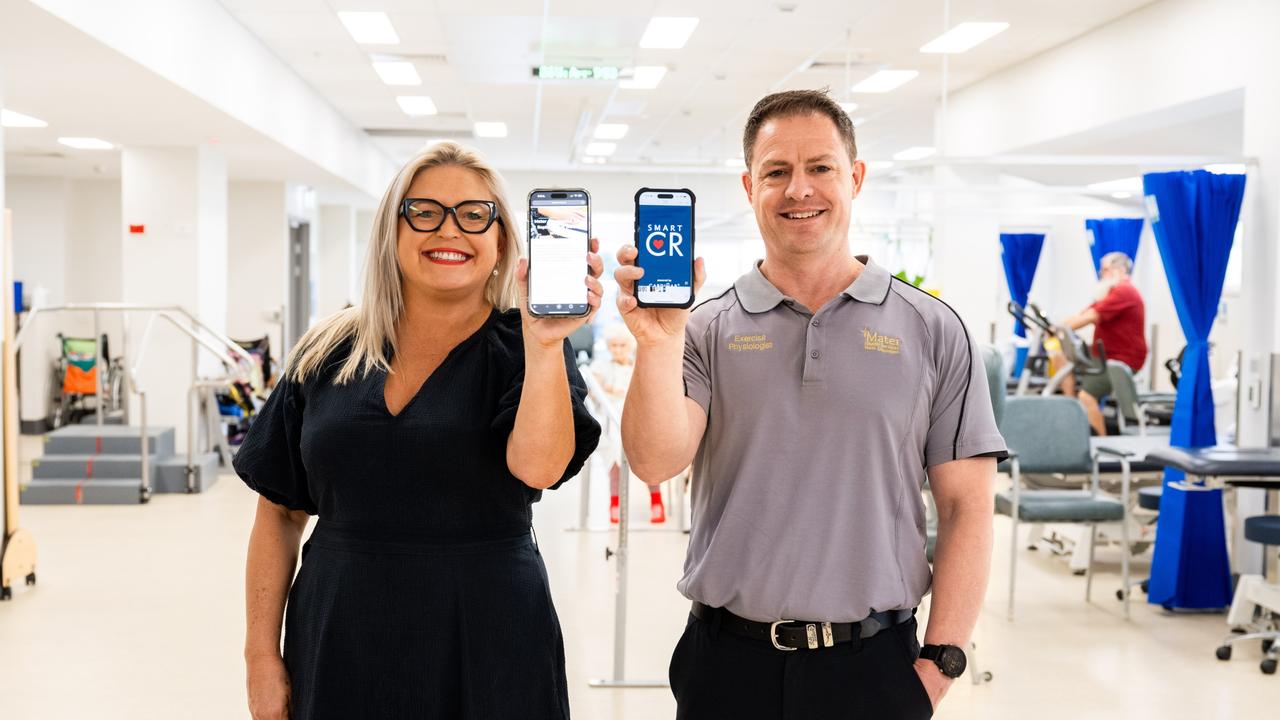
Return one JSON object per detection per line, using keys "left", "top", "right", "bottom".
{"left": 128, "top": 224, "right": 145, "bottom": 234}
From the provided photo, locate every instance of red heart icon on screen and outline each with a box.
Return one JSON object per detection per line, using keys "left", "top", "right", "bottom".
{"left": 653, "top": 238, "right": 665, "bottom": 250}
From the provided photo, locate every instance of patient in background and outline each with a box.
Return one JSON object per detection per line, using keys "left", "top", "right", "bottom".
{"left": 591, "top": 323, "right": 669, "bottom": 524}
{"left": 1056, "top": 251, "right": 1148, "bottom": 435}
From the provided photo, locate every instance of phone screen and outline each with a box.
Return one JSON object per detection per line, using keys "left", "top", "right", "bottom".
{"left": 636, "top": 190, "right": 694, "bottom": 306}
{"left": 528, "top": 190, "right": 590, "bottom": 316}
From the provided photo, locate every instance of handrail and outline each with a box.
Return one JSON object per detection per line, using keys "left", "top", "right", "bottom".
{"left": 14, "top": 302, "right": 254, "bottom": 499}
{"left": 15, "top": 303, "right": 256, "bottom": 373}
{"left": 130, "top": 311, "right": 254, "bottom": 386}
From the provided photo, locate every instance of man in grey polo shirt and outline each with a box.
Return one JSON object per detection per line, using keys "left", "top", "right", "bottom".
{"left": 615, "top": 90, "right": 1007, "bottom": 719}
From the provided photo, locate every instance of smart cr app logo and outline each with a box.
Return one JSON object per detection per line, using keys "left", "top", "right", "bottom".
{"left": 644, "top": 223, "right": 685, "bottom": 257}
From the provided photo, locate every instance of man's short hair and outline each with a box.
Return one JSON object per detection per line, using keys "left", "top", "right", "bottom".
{"left": 742, "top": 89, "right": 857, "bottom": 168}
{"left": 1100, "top": 251, "right": 1133, "bottom": 274}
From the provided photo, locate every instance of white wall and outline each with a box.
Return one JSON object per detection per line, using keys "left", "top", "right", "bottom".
{"left": 5, "top": 176, "right": 124, "bottom": 424}
{"left": 316, "top": 204, "right": 355, "bottom": 319}
{"left": 351, "top": 208, "right": 375, "bottom": 304}
{"left": 120, "top": 146, "right": 226, "bottom": 452}
{"left": 227, "top": 181, "right": 286, "bottom": 358}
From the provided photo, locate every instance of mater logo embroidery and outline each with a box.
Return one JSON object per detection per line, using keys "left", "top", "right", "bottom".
{"left": 862, "top": 327, "right": 902, "bottom": 355}
{"left": 727, "top": 333, "right": 774, "bottom": 351}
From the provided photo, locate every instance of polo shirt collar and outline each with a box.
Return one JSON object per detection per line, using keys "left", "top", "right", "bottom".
{"left": 844, "top": 255, "right": 891, "bottom": 305}
{"left": 735, "top": 255, "right": 892, "bottom": 314}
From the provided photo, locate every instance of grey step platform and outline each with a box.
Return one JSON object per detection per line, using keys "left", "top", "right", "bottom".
{"left": 33, "top": 454, "right": 157, "bottom": 480}
{"left": 75, "top": 412, "right": 126, "bottom": 425}
{"left": 43, "top": 425, "right": 175, "bottom": 457}
{"left": 154, "top": 453, "right": 221, "bottom": 494}
{"left": 20, "top": 478, "right": 147, "bottom": 505}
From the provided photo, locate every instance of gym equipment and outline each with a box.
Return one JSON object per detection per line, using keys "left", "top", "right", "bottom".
{"left": 1008, "top": 301, "right": 1107, "bottom": 397}
{"left": 1141, "top": 446, "right": 1280, "bottom": 610}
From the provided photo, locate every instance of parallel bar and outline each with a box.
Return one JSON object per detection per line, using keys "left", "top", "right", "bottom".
{"left": 94, "top": 310, "right": 103, "bottom": 426}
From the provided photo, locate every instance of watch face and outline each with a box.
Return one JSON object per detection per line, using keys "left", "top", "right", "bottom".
{"left": 939, "top": 647, "right": 967, "bottom": 678}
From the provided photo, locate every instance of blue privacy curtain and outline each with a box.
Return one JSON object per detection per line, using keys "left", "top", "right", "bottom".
{"left": 1143, "top": 169, "right": 1246, "bottom": 610}
{"left": 999, "top": 233, "right": 1045, "bottom": 376}
{"left": 1085, "top": 218, "right": 1143, "bottom": 276}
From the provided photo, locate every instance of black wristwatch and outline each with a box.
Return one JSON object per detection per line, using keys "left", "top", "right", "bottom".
{"left": 919, "top": 644, "right": 967, "bottom": 679}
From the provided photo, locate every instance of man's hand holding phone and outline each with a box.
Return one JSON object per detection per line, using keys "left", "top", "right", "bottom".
{"left": 613, "top": 244, "right": 705, "bottom": 348}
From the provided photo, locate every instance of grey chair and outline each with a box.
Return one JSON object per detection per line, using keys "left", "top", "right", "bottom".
{"left": 995, "top": 396, "right": 1133, "bottom": 620}
{"left": 1105, "top": 360, "right": 1175, "bottom": 436}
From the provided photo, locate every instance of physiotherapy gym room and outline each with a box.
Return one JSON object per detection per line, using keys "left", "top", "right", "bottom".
{"left": 2, "top": 0, "right": 1280, "bottom": 718}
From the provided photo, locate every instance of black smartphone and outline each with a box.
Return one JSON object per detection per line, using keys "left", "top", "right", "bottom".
{"left": 634, "top": 188, "right": 695, "bottom": 308}
{"left": 527, "top": 189, "right": 591, "bottom": 317}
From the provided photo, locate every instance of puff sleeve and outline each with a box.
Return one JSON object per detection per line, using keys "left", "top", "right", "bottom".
{"left": 232, "top": 375, "right": 318, "bottom": 514}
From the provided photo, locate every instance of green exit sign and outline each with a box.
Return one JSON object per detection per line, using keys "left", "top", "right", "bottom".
{"left": 533, "top": 65, "right": 621, "bottom": 81}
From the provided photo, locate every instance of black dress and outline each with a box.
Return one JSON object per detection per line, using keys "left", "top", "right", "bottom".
{"left": 233, "top": 309, "right": 600, "bottom": 719}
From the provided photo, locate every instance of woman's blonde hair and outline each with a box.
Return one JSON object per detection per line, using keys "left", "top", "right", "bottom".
{"left": 286, "top": 141, "right": 522, "bottom": 385}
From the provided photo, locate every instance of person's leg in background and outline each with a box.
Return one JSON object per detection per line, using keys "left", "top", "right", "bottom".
{"left": 609, "top": 462, "right": 620, "bottom": 524}
{"left": 608, "top": 463, "right": 667, "bottom": 524}
{"left": 1077, "top": 373, "right": 1112, "bottom": 436}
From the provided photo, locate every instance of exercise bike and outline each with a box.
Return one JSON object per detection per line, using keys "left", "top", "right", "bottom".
{"left": 1008, "top": 301, "right": 1108, "bottom": 397}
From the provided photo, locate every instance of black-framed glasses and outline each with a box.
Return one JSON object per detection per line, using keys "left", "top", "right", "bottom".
{"left": 400, "top": 198, "right": 503, "bottom": 234}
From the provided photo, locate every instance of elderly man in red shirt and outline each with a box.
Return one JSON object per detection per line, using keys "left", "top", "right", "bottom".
{"left": 1059, "top": 251, "right": 1148, "bottom": 434}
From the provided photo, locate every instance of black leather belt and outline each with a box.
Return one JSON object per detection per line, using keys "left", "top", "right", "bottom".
{"left": 691, "top": 602, "right": 914, "bottom": 652}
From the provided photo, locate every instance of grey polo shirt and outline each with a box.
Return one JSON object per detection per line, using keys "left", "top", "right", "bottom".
{"left": 680, "top": 256, "right": 1007, "bottom": 623}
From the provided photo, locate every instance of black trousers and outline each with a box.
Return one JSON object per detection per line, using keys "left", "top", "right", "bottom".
{"left": 669, "top": 612, "right": 935, "bottom": 720}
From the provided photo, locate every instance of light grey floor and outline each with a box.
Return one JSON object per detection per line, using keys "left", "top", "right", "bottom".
{"left": 2, "top": 441, "right": 1278, "bottom": 718}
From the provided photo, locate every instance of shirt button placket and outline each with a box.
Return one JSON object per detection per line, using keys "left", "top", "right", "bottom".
{"left": 804, "top": 317, "right": 821, "bottom": 383}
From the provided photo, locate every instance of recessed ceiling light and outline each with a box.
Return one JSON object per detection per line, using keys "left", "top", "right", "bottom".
{"left": 337, "top": 11, "right": 399, "bottom": 45}
{"left": 639, "top": 17, "right": 700, "bottom": 49}
{"left": 373, "top": 61, "right": 421, "bottom": 86}
{"left": 620, "top": 66, "right": 668, "bottom": 90}
{"left": 851, "top": 70, "right": 919, "bottom": 93}
{"left": 838, "top": 102, "right": 859, "bottom": 114}
{"left": 920, "top": 22, "right": 1009, "bottom": 54}
{"left": 474, "top": 121, "right": 508, "bottom": 138}
{"left": 1110, "top": 192, "right": 1133, "bottom": 200}
{"left": 585, "top": 142, "right": 617, "bottom": 157}
{"left": 396, "top": 96, "right": 437, "bottom": 116}
{"left": 594, "top": 123, "right": 630, "bottom": 140}
{"left": 852, "top": 117, "right": 867, "bottom": 127}
{"left": 58, "top": 137, "right": 114, "bottom": 150}
{"left": 892, "top": 146, "right": 936, "bottom": 161}
{"left": 1, "top": 109, "right": 48, "bottom": 128}
{"left": 1205, "top": 163, "right": 1246, "bottom": 174}
{"left": 724, "top": 157, "right": 746, "bottom": 168}
{"left": 582, "top": 156, "right": 608, "bottom": 165}
{"left": 1086, "top": 177, "right": 1143, "bottom": 193}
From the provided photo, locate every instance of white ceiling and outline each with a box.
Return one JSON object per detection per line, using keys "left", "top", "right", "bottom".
{"left": 216, "top": 0, "right": 1159, "bottom": 170}
{"left": 0, "top": 0, "right": 377, "bottom": 192}
{"left": 2, "top": 0, "right": 1167, "bottom": 190}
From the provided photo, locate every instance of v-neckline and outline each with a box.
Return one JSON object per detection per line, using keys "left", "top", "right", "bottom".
{"left": 379, "top": 309, "right": 497, "bottom": 419}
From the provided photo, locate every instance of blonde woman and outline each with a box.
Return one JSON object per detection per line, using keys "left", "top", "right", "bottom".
{"left": 235, "top": 142, "right": 602, "bottom": 720}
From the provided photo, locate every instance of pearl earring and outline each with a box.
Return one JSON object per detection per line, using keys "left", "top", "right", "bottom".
{"left": 492, "top": 268, "right": 499, "bottom": 277}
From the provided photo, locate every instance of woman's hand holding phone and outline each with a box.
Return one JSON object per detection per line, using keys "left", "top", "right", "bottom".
{"left": 613, "top": 244, "right": 705, "bottom": 348}
{"left": 518, "top": 236, "right": 604, "bottom": 349}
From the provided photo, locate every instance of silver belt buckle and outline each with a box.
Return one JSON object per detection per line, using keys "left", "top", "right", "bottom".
{"left": 769, "top": 620, "right": 797, "bottom": 652}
